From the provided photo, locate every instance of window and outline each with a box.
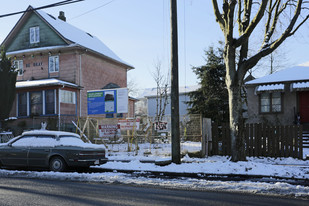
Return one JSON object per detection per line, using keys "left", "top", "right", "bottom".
{"left": 14, "top": 60, "right": 23, "bottom": 76}
{"left": 18, "top": 93, "right": 27, "bottom": 116}
{"left": 260, "top": 92, "right": 282, "bottom": 113}
{"left": 106, "top": 113, "right": 114, "bottom": 118}
{"left": 45, "top": 90, "right": 55, "bottom": 114}
{"left": 12, "top": 135, "right": 36, "bottom": 147}
{"left": 30, "top": 91, "right": 43, "bottom": 116}
{"left": 60, "top": 90, "right": 76, "bottom": 104}
{"left": 30, "top": 26, "right": 40, "bottom": 44}
{"left": 49, "top": 56, "right": 59, "bottom": 73}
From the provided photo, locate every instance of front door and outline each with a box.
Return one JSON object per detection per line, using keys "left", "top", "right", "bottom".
{"left": 299, "top": 91, "right": 309, "bottom": 123}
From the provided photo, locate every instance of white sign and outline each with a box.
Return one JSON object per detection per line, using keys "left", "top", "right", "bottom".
{"left": 118, "top": 119, "right": 140, "bottom": 130}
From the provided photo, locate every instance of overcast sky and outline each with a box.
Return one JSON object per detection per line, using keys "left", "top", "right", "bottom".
{"left": 0, "top": 0, "right": 309, "bottom": 95}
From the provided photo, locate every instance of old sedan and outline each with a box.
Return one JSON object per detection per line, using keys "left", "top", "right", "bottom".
{"left": 0, "top": 130, "right": 108, "bottom": 172}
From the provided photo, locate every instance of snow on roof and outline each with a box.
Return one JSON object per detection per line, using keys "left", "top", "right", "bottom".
{"left": 246, "top": 66, "right": 309, "bottom": 85}
{"left": 291, "top": 81, "right": 309, "bottom": 90}
{"left": 256, "top": 84, "right": 284, "bottom": 92}
{"left": 16, "top": 78, "right": 79, "bottom": 89}
{"left": 34, "top": 8, "right": 133, "bottom": 68}
{"left": 22, "top": 129, "right": 80, "bottom": 137}
{"left": 138, "top": 85, "right": 200, "bottom": 98}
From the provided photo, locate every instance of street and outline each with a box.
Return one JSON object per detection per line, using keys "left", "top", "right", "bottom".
{"left": 0, "top": 177, "right": 307, "bottom": 206}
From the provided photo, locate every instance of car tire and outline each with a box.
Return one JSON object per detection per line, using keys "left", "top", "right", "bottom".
{"left": 49, "top": 156, "right": 66, "bottom": 172}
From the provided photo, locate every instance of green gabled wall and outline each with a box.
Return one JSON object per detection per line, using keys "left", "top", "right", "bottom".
{"left": 7, "top": 12, "right": 67, "bottom": 52}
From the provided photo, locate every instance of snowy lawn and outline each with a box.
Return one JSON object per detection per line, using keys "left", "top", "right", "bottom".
{"left": 100, "top": 142, "right": 309, "bottom": 180}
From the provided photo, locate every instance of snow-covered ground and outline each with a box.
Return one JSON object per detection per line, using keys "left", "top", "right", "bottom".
{"left": 0, "top": 142, "right": 308, "bottom": 198}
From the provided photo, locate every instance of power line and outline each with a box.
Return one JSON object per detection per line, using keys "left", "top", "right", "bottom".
{"left": 69, "top": 0, "right": 116, "bottom": 21}
{"left": 0, "top": 0, "right": 85, "bottom": 18}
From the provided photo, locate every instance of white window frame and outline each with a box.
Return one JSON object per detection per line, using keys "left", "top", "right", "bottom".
{"left": 30, "top": 26, "right": 40, "bottom": 44}
{"left": 13, "top": 60, "right": 23, "bottom": 76}
{"left": 48, "top": 56, "right": 59, "bottom": 73}
{"left": 60, "top": 90, "right": 76, "bottom": 104}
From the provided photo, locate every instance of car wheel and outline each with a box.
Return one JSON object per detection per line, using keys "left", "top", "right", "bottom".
{"left": 49, "top": 156, "right": 66, "bottom": 172}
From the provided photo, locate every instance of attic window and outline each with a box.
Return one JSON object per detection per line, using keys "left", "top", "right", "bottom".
{"left": 48, "top": 14, "right": 56, "bottom": 20}
{"left": 30, "top": 26, "right": 40, "bottom": 44}
{"left": 86, "top": 33, "right": 93, "bottom": 38}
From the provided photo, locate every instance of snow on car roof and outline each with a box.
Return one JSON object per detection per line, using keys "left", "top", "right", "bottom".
{"left": 22, "top": 129, "right": 80, "bottom": 137}
{"left": 16, "top": 130, "right": 106, "bottom": 149}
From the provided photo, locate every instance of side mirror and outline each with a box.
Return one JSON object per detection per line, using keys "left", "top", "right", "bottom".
{"left": 8, "top": 143, "right": 12, "bottom": 147}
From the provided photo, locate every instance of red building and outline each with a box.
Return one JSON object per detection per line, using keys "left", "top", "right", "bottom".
{"left": 1, "top": 6, "right": 135, "bottom": 131}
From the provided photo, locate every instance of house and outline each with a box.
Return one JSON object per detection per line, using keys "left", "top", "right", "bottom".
{"left": 136, "top": 85, "right": 200, "bottom": 119}
{"left": 245, "top": 64, "right": 309, "bottom": 127}
{"left": 1, "top": 6, "right": 134, "bottom": 131}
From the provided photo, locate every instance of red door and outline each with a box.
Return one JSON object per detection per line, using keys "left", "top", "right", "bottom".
{"left": 299, "top": 91, "right": 309, "bottom": 123}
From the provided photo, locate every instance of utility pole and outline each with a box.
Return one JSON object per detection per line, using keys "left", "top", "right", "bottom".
{"left": 170, "top": 0, "right": 181, "bottom": 164}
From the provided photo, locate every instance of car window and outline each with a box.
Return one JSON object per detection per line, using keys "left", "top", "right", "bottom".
{"left": 11, "top": 135, "right": 56, "bottom": 147}
{"left": 58, "top": 135, "right": 105, "bottom": 149}
{"left": 12, "top": 135, "right": 37, "bottom": 147}
{"left": 35, "top": 135, "right": 56, "bottom": 147}
{"left": 58, "top": 135, "right": 85, "bottom": 146}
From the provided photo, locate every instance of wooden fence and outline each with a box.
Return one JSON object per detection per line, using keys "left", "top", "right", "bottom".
{"left": 211, "top": 123, "right": 303, "bottom": 159}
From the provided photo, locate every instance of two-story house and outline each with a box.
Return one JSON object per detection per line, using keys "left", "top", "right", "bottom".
{"left": 1, "top": 6, "right": 134, "bottom": 131}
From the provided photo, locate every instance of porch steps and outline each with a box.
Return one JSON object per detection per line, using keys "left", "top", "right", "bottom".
{"left": 302, "top": 131, "right": 309, "bottom": 148}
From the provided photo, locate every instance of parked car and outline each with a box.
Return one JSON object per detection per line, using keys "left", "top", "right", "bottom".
{"left": 0, "top": 130, "right": 108, "bottom": 172}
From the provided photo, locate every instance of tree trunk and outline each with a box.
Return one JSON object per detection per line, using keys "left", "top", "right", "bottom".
{"left": 228, "top": 84, "right": 246, "bottom": 162}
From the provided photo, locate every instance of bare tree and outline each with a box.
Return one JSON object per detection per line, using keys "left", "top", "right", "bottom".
{"left": 152, "top": 60, "right": 169, "bottom": 122}
{"left": 212, "top": 0, "right": 309, "bottom": 161}
{"left": 127, "top": 76, "right": 139, "bottom": 97}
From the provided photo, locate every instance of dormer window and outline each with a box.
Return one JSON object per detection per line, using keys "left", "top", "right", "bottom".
{"left": 30, "top": 26, "right": 40, "bottom": 44}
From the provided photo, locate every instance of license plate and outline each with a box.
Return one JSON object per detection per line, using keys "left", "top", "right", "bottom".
{"left": 94, "top": 160, "right": 99, "bottom": 164}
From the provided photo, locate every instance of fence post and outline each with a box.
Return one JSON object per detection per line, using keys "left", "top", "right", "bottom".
{"left": 245, "top": 124, "right": 249, "bottom": 156}
{"left": 212, "top": 122, "right": 218, "bottom": 155}
{"left": 201, "top": 118, "right": 212, "bottom": 157}
{"left": 299, "top": 125, "right": 303, "bottom": 159}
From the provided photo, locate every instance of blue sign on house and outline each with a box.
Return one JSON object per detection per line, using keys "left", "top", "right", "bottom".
{"left": 87, "top": 89, "right": 128, "bottom": 115}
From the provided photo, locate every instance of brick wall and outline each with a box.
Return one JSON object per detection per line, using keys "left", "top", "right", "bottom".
{"left": 79, "top": 53, "right": 128, "bottom": 117}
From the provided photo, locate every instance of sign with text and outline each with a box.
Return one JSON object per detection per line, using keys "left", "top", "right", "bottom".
{"left": 154, "top": 121, "right": 168, "bottom": 131}
{"left": 87, "top": 88, "right": 128, "bottom": 115}
{"left": 118, "top": 119, "right": 140, "bottom": 130}
{"left": 98, "top": 124, "right": 118, "bottom": 138}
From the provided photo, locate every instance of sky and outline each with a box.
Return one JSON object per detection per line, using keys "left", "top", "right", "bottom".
{"left": 0, "top": 0, "right": 309, "bottom": 96}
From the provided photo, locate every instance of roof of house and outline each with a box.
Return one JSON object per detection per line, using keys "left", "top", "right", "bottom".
{"left": 138, "top": 85, "right": 200, "bottom": 99}
{"left": 2, "top": 6, "right": 133, "bottom": 69}
{"left": 246, "top": 66, "right": 309, "bottom": 85}
{"left": 16, "top": 78, "right": 80, "bottom": 89}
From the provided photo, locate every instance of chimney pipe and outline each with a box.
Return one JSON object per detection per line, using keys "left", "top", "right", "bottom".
{"left": 58, "top": 11, "right": 66, "bottom": 22}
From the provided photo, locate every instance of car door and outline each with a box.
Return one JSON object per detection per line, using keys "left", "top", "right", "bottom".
{"left": 27, "top": 135, "right": 56, "bottom": 167}
{"left": 1, "top": 135, "right": 34, "bottom": 167}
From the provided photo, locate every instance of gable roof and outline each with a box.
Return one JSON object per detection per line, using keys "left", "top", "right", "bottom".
{"left": 246, "top": 66, "right": 309, "bottom": 85}
{"left": 2, "top": 6, "right": 133, "bottom": 69}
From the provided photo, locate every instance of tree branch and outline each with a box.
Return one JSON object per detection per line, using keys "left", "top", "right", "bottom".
{"left": 235, "top": 0, "right": 269, "bottom": 47}
{"left": 212, "top": 0, "right": 225, "bottom": 31}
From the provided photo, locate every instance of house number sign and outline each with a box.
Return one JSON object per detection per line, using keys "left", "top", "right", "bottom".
{"left": 26, "top": 62, "right": 43, "bottom": 67}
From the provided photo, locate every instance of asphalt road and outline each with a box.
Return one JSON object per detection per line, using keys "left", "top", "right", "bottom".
{"left": 0, "top": 177, "right": 307, "bottom": 206}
